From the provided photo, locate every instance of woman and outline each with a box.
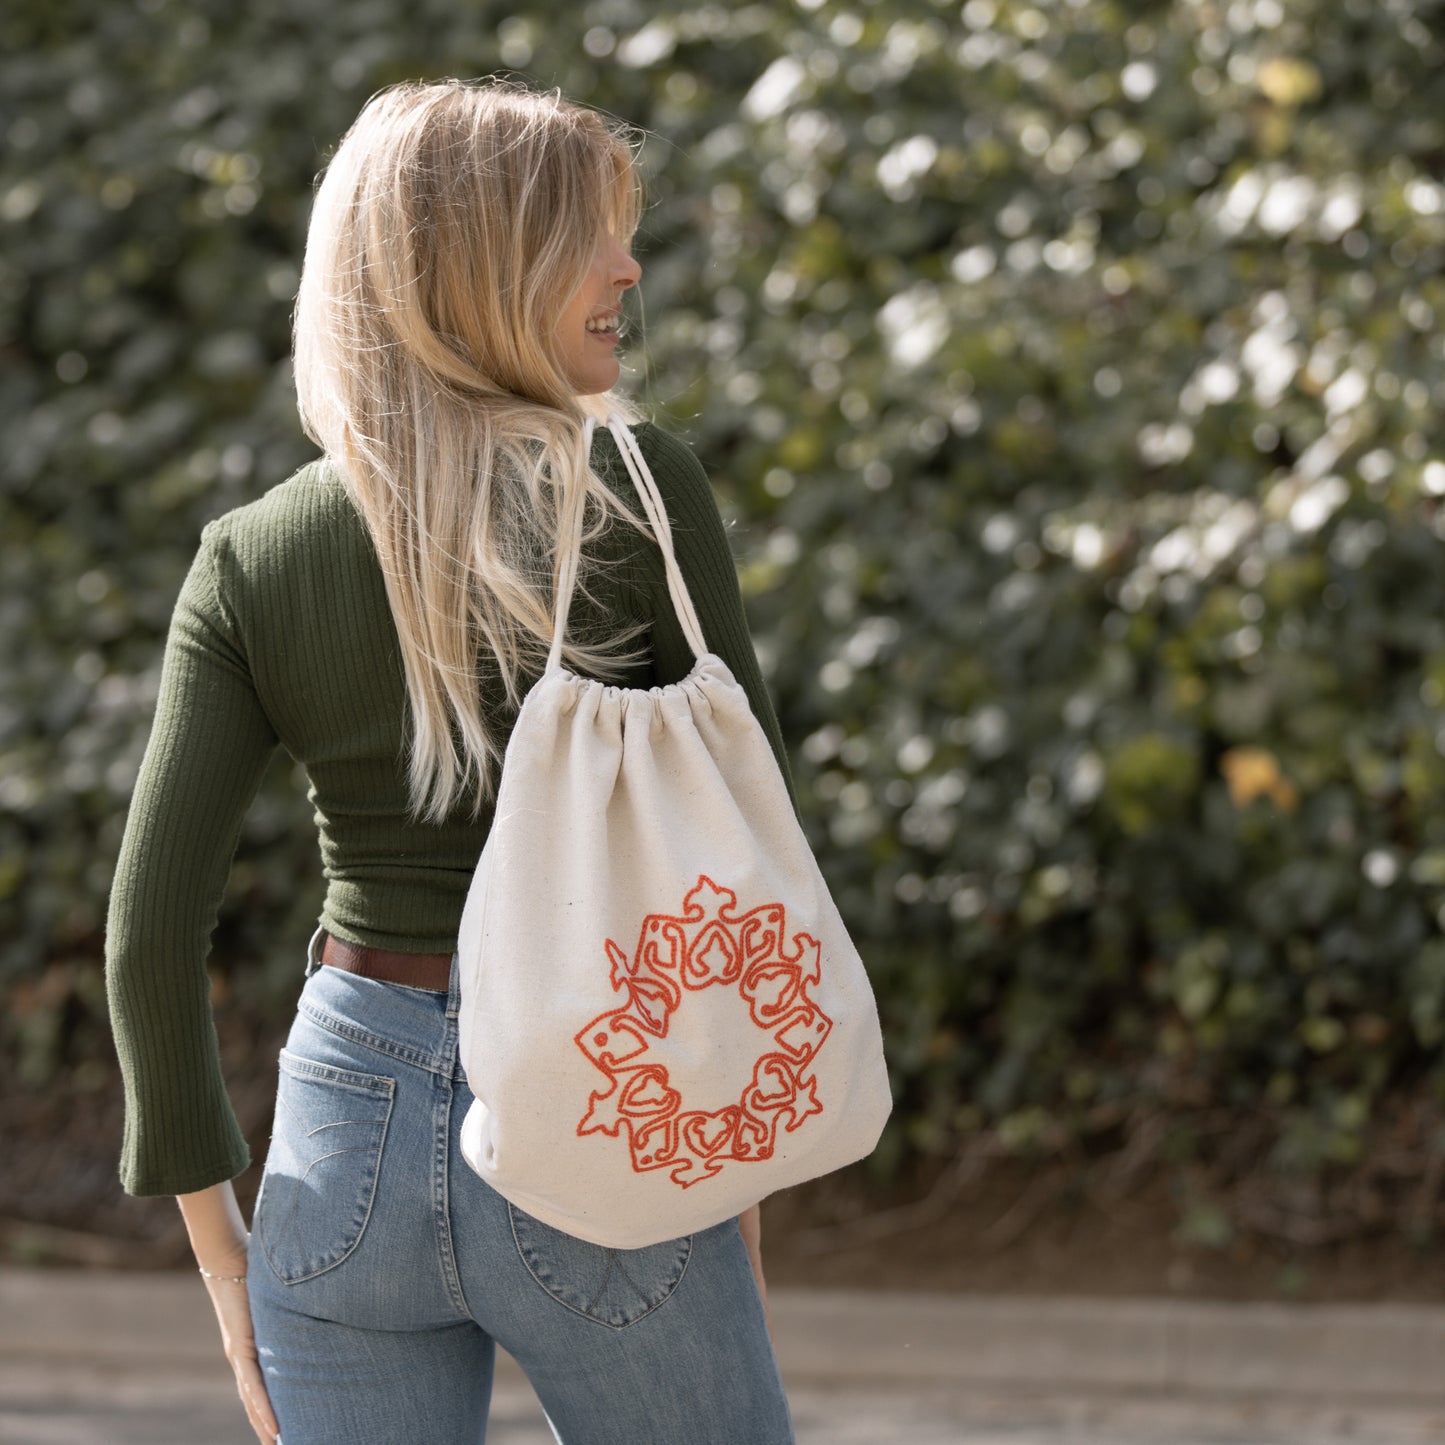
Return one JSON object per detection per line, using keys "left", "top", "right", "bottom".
{"left": 106, "top": 79, "right": 796, "bottom": 1444}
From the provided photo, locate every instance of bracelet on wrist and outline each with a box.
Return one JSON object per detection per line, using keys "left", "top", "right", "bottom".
{"left": 198, "top": 1265, "right": 247, "bottom": 1284}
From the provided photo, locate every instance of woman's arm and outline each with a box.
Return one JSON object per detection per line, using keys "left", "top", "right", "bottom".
{"left": 738, "top": 1201, "right": 773, "bottom": 1342}
{"left": 107, "top": 526, "right": 279, "bottom": 1194}
{"left": 178, "top": 1183, "right": 279, "bottom": 1444}
{"left": 109, "top": 529, "right": 281, "bottom": 1432}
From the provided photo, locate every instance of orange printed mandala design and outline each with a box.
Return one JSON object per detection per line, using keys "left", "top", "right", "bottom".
{"left": 574, "top": 875, "right": 832, "bottom": 1188}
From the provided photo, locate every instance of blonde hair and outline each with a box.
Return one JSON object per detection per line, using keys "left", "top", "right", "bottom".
{"left": 294, "top": 79, "right": 649, "bottom": 820}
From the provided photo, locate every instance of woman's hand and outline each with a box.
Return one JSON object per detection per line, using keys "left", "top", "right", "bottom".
{"left": 178, "top": 1184, "right": 280, "bottom": 1444}
{"left": 199, "top": 1264, "right": 278, "bottom": 1443}
{"left": 737, "top": 1202, "right": 773, "bottom": 1345}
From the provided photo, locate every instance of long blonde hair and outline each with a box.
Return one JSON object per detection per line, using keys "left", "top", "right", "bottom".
{"left": 294, "top": 79, "right": 648, "bottom": 820}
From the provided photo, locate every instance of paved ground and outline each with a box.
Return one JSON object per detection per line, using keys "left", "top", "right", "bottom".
{"left": 3, "top": 1270, "right": 1445, "bottom": 1443}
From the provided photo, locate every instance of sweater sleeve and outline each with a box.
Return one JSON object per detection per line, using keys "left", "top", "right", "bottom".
{"left": 105, "top": 524, "right": 279, "bottom": 1196}
{"left": 635, "top": 426, "right": 797, "bottom": 808}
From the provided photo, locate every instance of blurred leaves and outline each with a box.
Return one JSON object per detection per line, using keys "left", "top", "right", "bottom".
{"left": 5, "top": 0, "right": 1445, "bottom": 1243}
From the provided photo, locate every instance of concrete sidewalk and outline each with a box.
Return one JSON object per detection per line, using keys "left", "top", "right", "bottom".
{"left": 3, "top": 1268, "right": 1445, "bottom": 1443}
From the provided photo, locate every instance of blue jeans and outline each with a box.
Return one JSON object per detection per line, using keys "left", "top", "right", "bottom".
{"left": 247, "top": 934, "right": 794, "bottom": 1445}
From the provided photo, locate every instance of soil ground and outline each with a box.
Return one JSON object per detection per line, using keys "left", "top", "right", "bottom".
{"left": 5, "top": 1031, "right": 1443, "bottom": 1303}
{"left": 759, "top": 1158, "right": 1445, "bottom": 1303}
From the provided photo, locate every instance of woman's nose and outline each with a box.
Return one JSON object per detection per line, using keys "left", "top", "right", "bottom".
{"left": 610, "top": 242, "right": 641, "bottom": 291}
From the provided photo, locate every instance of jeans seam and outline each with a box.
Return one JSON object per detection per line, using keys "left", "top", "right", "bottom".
{"left": 608, "top": 1254, "right": 655, "bottom": 1310}
{"left": 583, "top": 1252, "right": 618, "bottom": 1316}
{"left": 434, "top": 1064, "right": 471, "bottom": 1319}
{"left": 299, "top": 998, "right": 448, "bottom": 1075}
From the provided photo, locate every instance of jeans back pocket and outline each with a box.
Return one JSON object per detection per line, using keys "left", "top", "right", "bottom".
{"left": 508, "top": 1203, "right": 692, "bottom": 1329}
{"left": 257, "top": 1050, "right": 395, "bottom": 1285}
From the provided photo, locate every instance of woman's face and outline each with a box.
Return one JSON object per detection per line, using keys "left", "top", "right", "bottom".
{"left": 553, "top": 233, "right": 642, "bottom": 395}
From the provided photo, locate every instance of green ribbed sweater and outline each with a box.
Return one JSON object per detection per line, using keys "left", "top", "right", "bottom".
{"left": 105, "top": 423, "right": 793, "bottom": 1196}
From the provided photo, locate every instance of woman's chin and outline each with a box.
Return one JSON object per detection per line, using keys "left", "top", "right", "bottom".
{"left": 569, "top": 362, "right": 622, "bottom": 397}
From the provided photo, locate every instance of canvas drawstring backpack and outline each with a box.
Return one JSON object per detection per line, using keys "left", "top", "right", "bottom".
{"left": 456, "top": 414, "right": 892, "bottom": 1249}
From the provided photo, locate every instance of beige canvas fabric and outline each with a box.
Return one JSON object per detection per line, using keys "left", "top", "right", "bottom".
{"left": 456, "top": 416, "right": 892, "bottom": 1249}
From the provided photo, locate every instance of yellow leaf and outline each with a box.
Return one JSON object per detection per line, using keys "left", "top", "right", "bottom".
{"left": 1221, "top": 745, "right": 1299, "bottom": 812}
{"left": 1256, "top": 57, "right": 1323, "bottom": 108}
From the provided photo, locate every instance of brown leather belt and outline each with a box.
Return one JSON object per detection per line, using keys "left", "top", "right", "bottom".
{"left": 320, "top": 931, "right": 453, "bottom": 993}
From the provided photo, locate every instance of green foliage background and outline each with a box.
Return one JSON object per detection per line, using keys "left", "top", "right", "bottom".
{"left": 5, "top": 0, "right": 1445, "bottom": 1248}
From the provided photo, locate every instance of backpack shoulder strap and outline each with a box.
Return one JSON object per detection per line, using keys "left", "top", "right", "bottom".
{"left": 547, "top": 415, "right": 708, "bottom": 673}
